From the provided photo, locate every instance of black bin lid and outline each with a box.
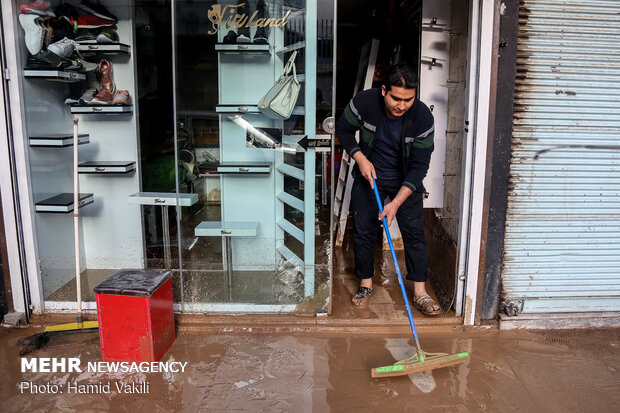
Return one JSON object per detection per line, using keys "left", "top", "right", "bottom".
{"left": 94, "top": 269, "right": 171, "bottom": 297}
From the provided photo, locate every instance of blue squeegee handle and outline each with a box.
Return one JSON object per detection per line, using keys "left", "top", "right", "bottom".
{"left": 372, "top": 178, "right": 421, "bottom": 346}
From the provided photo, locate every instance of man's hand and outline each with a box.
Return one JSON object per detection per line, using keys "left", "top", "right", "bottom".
{"left": 379, "top": 201, "right": 399, "bottom": 227}
{"left": 379, "top": 186, "right": 413, "bottom": 226}
{"left": 352, "top": 152, "right": 376, "bottom": 188}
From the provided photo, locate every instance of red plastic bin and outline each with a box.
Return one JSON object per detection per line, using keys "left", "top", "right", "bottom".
{"left": 94, "top": 269, "right": 175, "bottom": 362}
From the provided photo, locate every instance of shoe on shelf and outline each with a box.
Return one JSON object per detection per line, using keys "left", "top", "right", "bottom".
{"left": 76, "top": 0, "right": 118, "bottom": 23}
{"left": 26, "top": 50, "right": 78, "bottom": 71}
{"left": 48, "top": 37, "right": 80, "bottom": 59}
{"left": 39, "top": 18, "right": 54, "bottom": 48}
{"left": 96, "top": 27, "right": 119, "bottom": 44}
{"left": 51, "top": 15, "right": 79, "bottom": 40}
{"left": 252, "top": 35, "right": 268, "bottom": 45}
{"left": 77, "top": 14, "right": 117, "bottom": 29}
{"left": 20, "top": 1, "right": 55, "bottom": 17}
{"left": 65, "top": 87, "right": 96, "bottom": 106}
{"left": 92, "top": 58, "right": 116, "bottom": 104}
{"left": 254, "top": 0, "right": 269, "bottom": 42}
{"left": 19, "top": 14, "right": 45, "bottom": 55}
{"left": 74, "top": 29, "right": 99, "bottom": 43}
{"left": 222, "top": 30, "right": 238, "bottom": 44}
{"left": 236, "top": 0, "right": 250, "bottom": 39}
{"left": 76, "top": 57, "right": 98, "bottom": 72}
{"left": 79, "top": 88, "right": 99, "bottom": 105}
{"left": 112, "top": 90, "right": 131, "bottom": 105}
{"left": 236, "top": 34, "right": 251, "bottom": 43}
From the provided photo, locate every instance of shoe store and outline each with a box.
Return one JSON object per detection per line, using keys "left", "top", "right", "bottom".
{"left": 1, "top": 0, "right": 501, "bottom": 327}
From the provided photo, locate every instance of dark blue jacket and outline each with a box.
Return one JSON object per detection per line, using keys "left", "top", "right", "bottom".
{"left": 336, "top": 88, "right": 434, "bottom": 193}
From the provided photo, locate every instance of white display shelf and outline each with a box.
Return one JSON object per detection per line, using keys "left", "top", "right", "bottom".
{"left": 198, "top": 162, "right": 272, "bottom": 175}
{"left": 71, "top": 105, "right": 133, "bottom": 114}
{"left": 216, "top": 105, "right": 305, "bottom": 115}
{"left": 24, "top": 70, "right": 86, "bottom": 82}
{"left": 78, "top": 161, "right": 136, "bottom": 174}
{"left": 35, "top": 193, "right": 94, "bottom": 213}
{"left": 215, "top": 43, "right": 270, "bottom": 53}
{"left": 127, "top": 192, "right": 198, "bottom": 207}
{"left": 195, "top": 221, "right": 259, "bottom": 237}
{"left": 76, "top": 42, "right": 131, "bottom": 54}
{"left": 29, "top": 134, "right": 89, "bottom": 147}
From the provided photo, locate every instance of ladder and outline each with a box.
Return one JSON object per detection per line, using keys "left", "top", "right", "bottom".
{"left": 333, "top": 39, "right": 379, "bottom": 246}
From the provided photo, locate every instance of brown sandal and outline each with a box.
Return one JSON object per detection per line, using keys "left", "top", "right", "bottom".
{"left": 413, "top": 294, "right": 441, "bottom": 316}
{"left": 351, "top": 286, "right": 372, "bottom": 307}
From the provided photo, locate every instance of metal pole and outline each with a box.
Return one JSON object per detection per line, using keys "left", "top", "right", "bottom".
{"left": 73, "top": 118, "right": 82, "bottom": 326}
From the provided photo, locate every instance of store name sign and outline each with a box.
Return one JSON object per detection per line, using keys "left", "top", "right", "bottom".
{"left": 207, "top": 3, "right": 291, "bottom": 35}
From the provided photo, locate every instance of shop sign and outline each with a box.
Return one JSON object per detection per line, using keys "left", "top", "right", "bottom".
{"left": 208, "top": 3, "right": 291, "bottom": 35}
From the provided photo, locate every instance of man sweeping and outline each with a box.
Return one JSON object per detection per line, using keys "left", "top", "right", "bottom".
{"left": 336, "top": 64, "right": 440, "bottom": 316}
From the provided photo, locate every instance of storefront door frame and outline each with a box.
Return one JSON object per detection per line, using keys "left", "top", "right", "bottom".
{"left": 0, "top": 1, "right": 44, "bottom": 315}
{"left": 454, "top": 0, "right": 496, "bottom": 325}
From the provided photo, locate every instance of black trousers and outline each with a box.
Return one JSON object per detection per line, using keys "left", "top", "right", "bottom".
{"left": 351, "top": 177, "right": 428, "bottom": 282}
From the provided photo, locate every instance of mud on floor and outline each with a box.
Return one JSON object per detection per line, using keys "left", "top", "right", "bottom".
{"left": 0, "top": 327, "right": 619, "bottom": 412}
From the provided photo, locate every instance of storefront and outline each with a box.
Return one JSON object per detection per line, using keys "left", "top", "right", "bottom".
{"left": 496, "top": 0, "right": 620, "bottom": 328}
{"left": 1, "top": 0, "right": 504, "bottom": 327}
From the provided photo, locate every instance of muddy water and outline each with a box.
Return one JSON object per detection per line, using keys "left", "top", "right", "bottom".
{"left": 0, "top": 327, "right": 618, "bottom": 412}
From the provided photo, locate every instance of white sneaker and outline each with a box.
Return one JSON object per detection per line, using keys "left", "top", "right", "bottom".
{"left": 48, "top": 37, "right": 79, "bottom": 59}
{"left": 19, "top": 14, "right": 45, "bottom": 55}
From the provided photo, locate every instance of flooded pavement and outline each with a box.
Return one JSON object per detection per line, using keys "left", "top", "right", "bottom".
{"left": 0, "top": 326, "right": 618, "bottom": 412}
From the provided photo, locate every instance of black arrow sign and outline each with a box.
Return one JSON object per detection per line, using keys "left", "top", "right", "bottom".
{"left": 297, "top": 135, "right": 331, "bottom": 150}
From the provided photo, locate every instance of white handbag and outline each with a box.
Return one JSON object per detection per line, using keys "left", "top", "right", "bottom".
{"left": 258, "top": 51, "right": 300, "bottom": 119}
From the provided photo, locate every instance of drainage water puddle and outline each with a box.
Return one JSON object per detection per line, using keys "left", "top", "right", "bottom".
{"left": 0, "top": 328, "right": 618, "bottom": 412}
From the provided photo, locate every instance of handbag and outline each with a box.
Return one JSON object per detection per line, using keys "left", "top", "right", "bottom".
{"left": 258, "top": 51, "right": 300, "bottom": 119}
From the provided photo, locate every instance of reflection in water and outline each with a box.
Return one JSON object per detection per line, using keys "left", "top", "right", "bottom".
{"left": 384, "top": 338, "right": 437, "bottom": 393}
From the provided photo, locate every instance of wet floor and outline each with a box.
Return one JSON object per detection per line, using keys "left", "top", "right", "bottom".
{"left": 1, "top": 327, "right": 618, "bottom": 412}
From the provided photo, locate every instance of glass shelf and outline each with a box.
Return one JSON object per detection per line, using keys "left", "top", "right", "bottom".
{"left": 76, "top": 42, "right": 130, "bottom": 54}
{"left": 29, "top": 134, "right": 89, "bottom": 147}
{"left": 35, "top": 193, "right": 94, "bottom": 213}
{"left": 24, "top": 70, "right": 86, "bottom": 82}
{"left": 70, "top": 105, "right": 133, "bottom": 114}
{"left": 215, "top": 43, "right": 270, "bottom": 53}
{"left": 197, "top": 162, "right": 272, "bottom": 175}
{"left": 78, "top": 161, "right": 136, "bottom": 174}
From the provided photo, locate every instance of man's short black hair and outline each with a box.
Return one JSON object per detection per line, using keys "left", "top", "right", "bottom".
{"left": 384, "top": 64, "right": 418, "bottom": 91}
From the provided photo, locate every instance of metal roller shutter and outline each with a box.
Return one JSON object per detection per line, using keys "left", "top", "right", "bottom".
{"left": 503, "top": 0, "right": 620, "bottom": 314}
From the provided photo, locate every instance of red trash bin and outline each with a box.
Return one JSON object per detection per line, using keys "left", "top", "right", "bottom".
{"left": 94, "top": 269, "right": 175, "bottom": 362}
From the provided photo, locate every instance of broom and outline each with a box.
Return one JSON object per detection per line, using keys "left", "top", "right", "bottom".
{"left": 370, "top": 178, "right": 469, "bottom": 378}
{"left": 18, "top": 119, "right": 98, "bottom": 355}
{"left": 44, "top": 118, "right": 98, "bottom": 333}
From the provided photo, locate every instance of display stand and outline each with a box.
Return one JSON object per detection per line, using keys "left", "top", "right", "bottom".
{"left": 128, "top": 193, "right": 198, "bottom": 270}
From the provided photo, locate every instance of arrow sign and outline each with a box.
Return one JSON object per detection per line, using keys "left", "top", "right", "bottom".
{"left": 297, "top": 135, "right": 331, "bottom": 150}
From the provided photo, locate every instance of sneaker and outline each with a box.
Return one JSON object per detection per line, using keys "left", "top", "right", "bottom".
{"left": 236, "top": 0, "right": 250, "bottom": 39}
{"left": 20, "top": 0, "right": 55, "bottom": 17}
{"left": 76, "top": 0, "right": 118, "bottom": 23}
{"left": 254, "top": 0, "right": 269, "bottom": 42}
{"left": 51, "top": 15, "right": 79, "bottom": 40}
{"left": 222, "top": 30, "right": 238, "bottom": 44}
{"left": 236, "top": 34, "right": 251, "bottom": 43}
{"left": 48, "top": 37, "right": 79, "bottom": 59}
{"left": 65, "top": 87, "right": 96, "bottom": 106}
{"left": 96, "top": 27, "right": 119, "bottom": 44}
{"left": 112, "top": 90, "right": 131, "bottom": 105}
{"left": 74, "top": 29, "right": 99, "bottom": 43}
{"left": 79, "top": 88, "right": 98, "bottom": 104}
{"left": 26, "top": 50, "right": 77, "bottom": 71}
{"left": 252, "top": 35, "right": 268, "bottom": 45}
{"left": 39, "top": 17, "right": 54, "bottom": 48}
{"left": 19, "top": 14, "right": 45, "bottom": 55}
{"left": 76, "top": 57, "right": 98, "bottom": 72}
{"left": 77, "top": 14, "right": 117, "bottom": 29}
